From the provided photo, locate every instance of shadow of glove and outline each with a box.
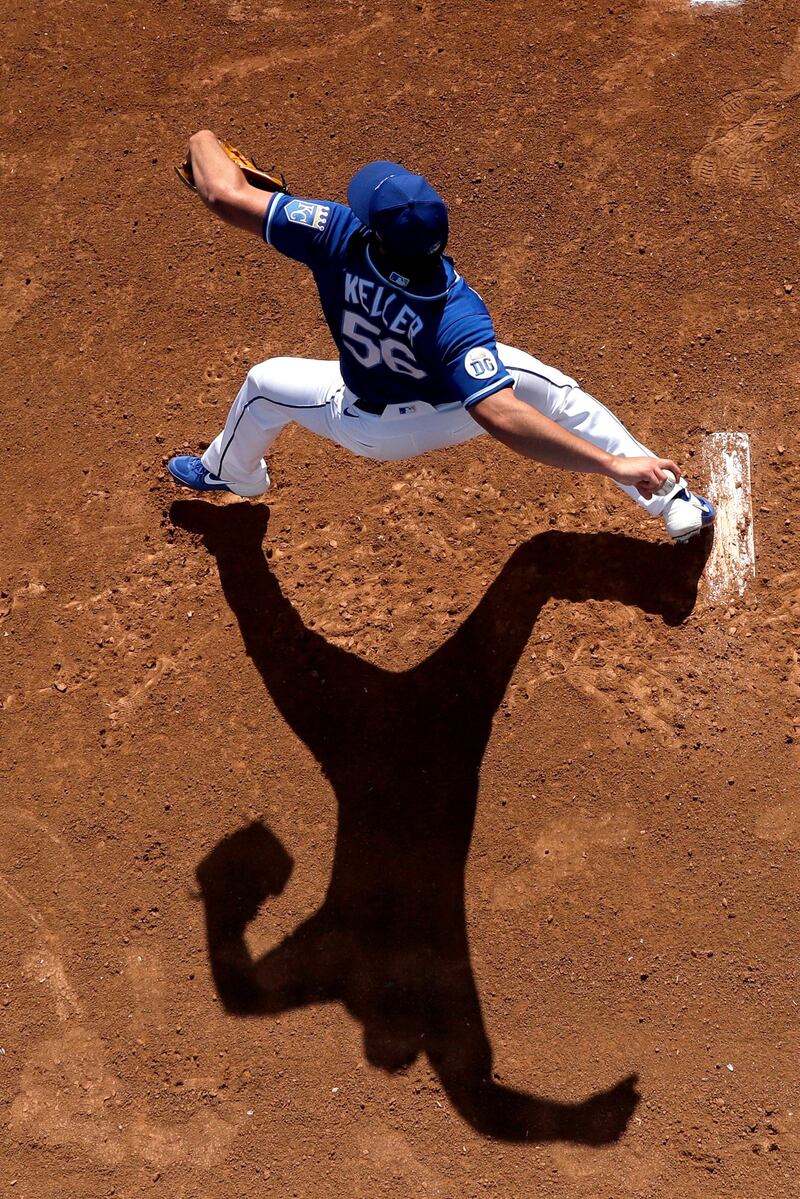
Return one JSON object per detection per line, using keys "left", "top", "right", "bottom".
{"left": 196, "top": 820, "right": 293, "bottom": 938}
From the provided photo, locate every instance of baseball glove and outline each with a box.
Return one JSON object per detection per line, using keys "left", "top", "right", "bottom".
{"left": 175, "top": 139, "right": 289, "bottom": 195}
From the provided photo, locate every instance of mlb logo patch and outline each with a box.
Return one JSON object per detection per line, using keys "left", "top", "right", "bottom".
{"left": 285, "top": 200, "right": 330, "bottom": 230}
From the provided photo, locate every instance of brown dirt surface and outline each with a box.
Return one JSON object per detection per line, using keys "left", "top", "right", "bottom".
{"left": 2, "top": 0, "right": 799, "bottom": 1195}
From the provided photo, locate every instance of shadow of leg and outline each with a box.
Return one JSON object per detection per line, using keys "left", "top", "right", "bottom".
{"left": 170, "top": 498, "right": 270, "bottom": 556}
{"left": 525, "top": 528, "right": 714, "bottom": 628}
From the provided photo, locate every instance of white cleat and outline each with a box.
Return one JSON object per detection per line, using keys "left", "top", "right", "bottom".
{"left": 662, "top": 482, "right": 716, "bottom": 542}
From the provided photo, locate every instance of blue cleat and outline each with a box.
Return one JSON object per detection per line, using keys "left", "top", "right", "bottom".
{"left": 663, "top": 485, "right": 716, "bottom": 542}
{"left": 167, "top": 455, "right": 235, "bottom": 494}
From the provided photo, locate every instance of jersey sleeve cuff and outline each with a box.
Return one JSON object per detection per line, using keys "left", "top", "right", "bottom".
{"left": 462, "top": 374, "right": 514, "bottom": 410}
{"left": 262, "top": 192, "right": 283, "bottom": 245}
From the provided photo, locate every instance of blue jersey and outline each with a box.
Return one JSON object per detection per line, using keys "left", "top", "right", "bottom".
{"left": 263, "top": 194, "right": 512, "bottom": 410}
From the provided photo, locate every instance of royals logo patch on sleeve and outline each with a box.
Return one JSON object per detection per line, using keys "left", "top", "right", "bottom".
{"left": 285, "top": 199, "right": 330, "bottom": 230}
{"left": 464, "top": 346, "right": 498, "bottom": 379}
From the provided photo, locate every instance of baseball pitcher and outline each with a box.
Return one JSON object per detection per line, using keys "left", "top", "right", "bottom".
{"left": 168, "top": 132, "right": 715, "bottom": 542}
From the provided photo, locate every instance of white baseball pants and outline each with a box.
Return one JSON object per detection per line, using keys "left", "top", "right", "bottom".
{"left": 201, "top": 344, "right": 674, "bottom": 516}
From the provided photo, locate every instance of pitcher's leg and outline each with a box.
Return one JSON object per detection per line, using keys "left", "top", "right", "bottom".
{"left": 498, "top": 344, "right": 677, "bottom": 516}
{"left": 201, "top": 357, "right": 343, "bottom": 495}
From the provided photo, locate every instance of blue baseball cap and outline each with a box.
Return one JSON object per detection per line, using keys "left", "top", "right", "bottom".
{"left": 347, "top": 161, "right": 449, "bottom": 259}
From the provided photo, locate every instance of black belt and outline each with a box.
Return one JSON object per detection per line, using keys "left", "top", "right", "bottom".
{"left": 351, "top": 397, "right": 388, "bottom": 415}
{"left": 351, "top": 397, "right": 452, "bottom": 416}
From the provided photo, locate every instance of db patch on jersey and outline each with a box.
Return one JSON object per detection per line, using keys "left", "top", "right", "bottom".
{"left": 464, "top": 346, "right": 498, "bottom": 380}
{"left": 285, "top": 200, "right": 330, "bottom": 231}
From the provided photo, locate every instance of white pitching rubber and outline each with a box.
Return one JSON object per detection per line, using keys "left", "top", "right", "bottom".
{"left": 701, "top": 432, "right": 755, "bottom": 604}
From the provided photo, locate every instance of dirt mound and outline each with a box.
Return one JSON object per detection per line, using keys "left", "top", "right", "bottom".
{"left": 2, "top": 1, "right": 798, "bottom": 1195}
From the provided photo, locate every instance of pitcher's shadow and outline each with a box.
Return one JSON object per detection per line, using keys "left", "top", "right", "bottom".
{"left": 171, "top": 499, "right": 710, "bottom": 1144}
